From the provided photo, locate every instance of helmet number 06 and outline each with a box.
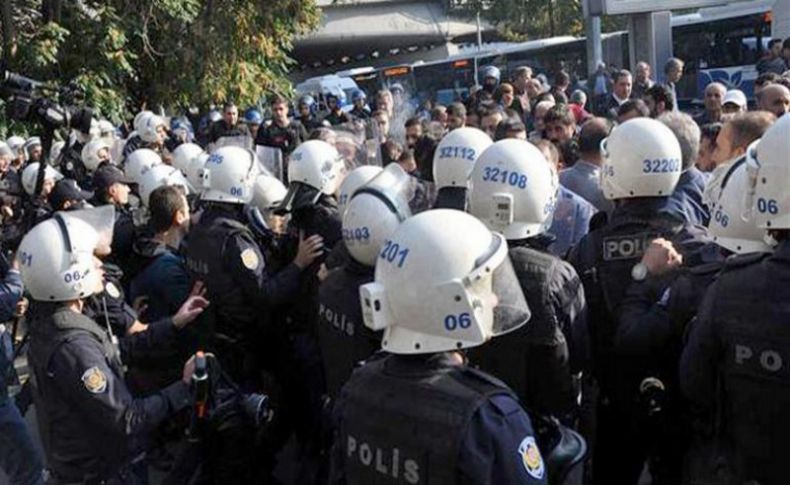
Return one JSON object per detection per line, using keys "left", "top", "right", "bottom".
{"left": 379, "top": 240, "right": 410, "bottom": 268}
{"left": 444, "top": 312, "right": 472, "bottom": 331}
{"left": 63, "top": 270, "right": 83, "bottom": 283}
{"left": 757, "top": 198, "right": 779, "bottom": 215}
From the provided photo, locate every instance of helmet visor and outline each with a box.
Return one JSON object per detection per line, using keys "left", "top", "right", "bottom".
{"left": 255, "top": 146, "right": 284, "bottom": 182}
{"left": 353, "top": 163, "right": 414, "bottom": 221}
{"left": 213, "top": 135, "right": 254, "bottom": 152}
{"left": 466, "top": 233, "right": 531, "bottom": 336}
{"left": 58, "top": 205, "right": 116, "bottom": 256}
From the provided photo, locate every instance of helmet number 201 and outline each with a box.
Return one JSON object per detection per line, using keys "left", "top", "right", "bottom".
{"left": 444, "top": 313, "right": 471, "bottom": 331}
{"left": 380, "top": 240, "right": 410, "bottom": 268}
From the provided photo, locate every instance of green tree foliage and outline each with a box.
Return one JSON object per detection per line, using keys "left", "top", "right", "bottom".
{"left": 0, "top": 0, "right": 320, "bottom": 128}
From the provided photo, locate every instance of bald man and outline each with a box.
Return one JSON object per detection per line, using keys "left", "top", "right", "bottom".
{"left": 759, "top": 84, "right": 790, "bottom": 118}
{"left": 695, "top": 82, "right": 726, "bottom": 125}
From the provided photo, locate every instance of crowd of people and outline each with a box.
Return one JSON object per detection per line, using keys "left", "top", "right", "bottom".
{"left": 0, "top": 46, "right": 789, "bottom": 485}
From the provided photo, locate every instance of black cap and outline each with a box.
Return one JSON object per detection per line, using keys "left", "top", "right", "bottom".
{"left": 93, "top": 165, "right": 128, "bottom": 194}
{"left": 50, "top": 178, "right": 93, "bottom": 210}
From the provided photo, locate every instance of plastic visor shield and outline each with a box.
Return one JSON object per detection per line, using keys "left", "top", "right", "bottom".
{"left": 352, "top": 163, "right": 414, "bottom": 220}
{"left": 212, "top": 134, "right": 254, "bottom": 152}
{"left": 443, "top": 233, "right": 531, "bottom": 338}
{"left": 332, "top": 126, "right": 367, "bottom": 172}
{"left": 57, "top": 205, "right": 116, "bottom": 257}
{"left": 255, "top": 145, "right": 284, "bottom": 183}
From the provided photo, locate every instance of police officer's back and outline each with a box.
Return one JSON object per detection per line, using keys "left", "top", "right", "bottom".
{"left": 681, "top": 116, "right": 790, "bottom": 484}
{"left": 566, "top": 118, "right": 701, "bottom": 484}
{"left": 20, "top": 208, "right": 207, "bottom": 484}
{"left": 467, "top": 139, "right": 586, "bottom": 418}
{"left": 318, "top": 164, "right": 408, "bottom": 399}
{"left": 331, "top": 210, "right": 547, "bottom": 484}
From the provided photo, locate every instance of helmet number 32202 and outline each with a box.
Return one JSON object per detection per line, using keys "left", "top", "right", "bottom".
{"left": 642, "top": 159, "right": 680, "bottom": 173}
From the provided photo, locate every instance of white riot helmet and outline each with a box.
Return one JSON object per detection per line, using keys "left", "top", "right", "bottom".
{"left": 21, "top": 163, "right": 63, "bottom": 196}
{"left": 468, "top": 139, "right": 558, "bottom": 240}
{"left": 6, "top": 136, "right": 25, "bottom": 156}
{"left": 745, "top": 115, "right": 790, "bottom": 230}
{"left": 343, "top": 164, "right": 412, "bottom": 266}
{"left": 252, "top": 174, "right": 287, "bottom": 213}
{"left": 432, "top": 127, "right": 492, "bottom": 209}
{"left": 708, "top": 158, "right": 772, "bottom": 254}
{"left": 138, "top": 114, "right": 167, "bottom": 144}
{"left": 199, "top": 146, "right": 259, "bottom": 204}
{"left": 360, "top": 209, "right": 530, "bottom": 354}
{"left": 138, "top": 164, "right": 191, "bottom": 206}
{"left": 133, "top": 111, "right": 154, "bottom": 133}
{"left": 81, "top": 138, "right": 113, "bottom": 172}
{"left": 17, "top": 206, "right": 115, "bottom": 301}
{"left": 171, "top": 143, "right": 203, "bottom": 176}
{"left": 49, "top": 140, "right": 66, "bottom": 165}
{"left": 600, "top": 118, "right": 682, "bottom": 199}
{"left": 124, "top": 149, "right": 162, "bottom": 184}
{"left": 185, "top": 152, "right": 209, "bottom": 189}
{"left": 97, "top": 119, "right": 116, "bottom": 139}
{"left": 278, "top": 140, "right": 344, "bottom": 213}
{"left": 23, "top": 137, "right": 41, "bottom": 159}
{"left": 336, "top": 165, "right": 383, "bottom": 215}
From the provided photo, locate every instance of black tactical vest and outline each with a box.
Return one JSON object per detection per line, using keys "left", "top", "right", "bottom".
{"left": 576, "top": 211, "right": 685, "bottom": 398}
{"left": 338, "top": 355, "right": 511, "bottom": 485}
{"left": 186, "top": 210, "right": 259, "bottom": 347}
{"left": 27, "top": 306, "right": 126, "bottom": 481}
{"left": 469, "top": 245, "right": 576, "bottom": 417}
{"left": 317, "top": 260, "right": 378, "bottom": 398}
{"left": 706, "top": 250, "right": 790, "bottom": 483}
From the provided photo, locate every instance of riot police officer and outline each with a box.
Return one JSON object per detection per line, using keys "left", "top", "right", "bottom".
{"left": 467, "top": 138, "right": 587, "bottom": 420}
{"left": 296, "top": 95, "right": 327, "bottom": 133}
{"left": 330, "top": 209, "right": 547, "bottom": 484}
{"left": 431, "top": 127, "right": 491, "bottom": 210}
{"left": 681, "top": 115, "right": 790, "bottom": 485}
{"left": 185, "top": 145, "right": 323, "bottom": 383}
{"left": 21, "top": 208, "right": 207, "bottom": 484}
{"left": 567, "top": 118, "right": 706, "bottom": 484}
{"left": 348, "top": 90, "right": 371, "bottom": 121}
{"left": 318, "top": 164, "right": 410, "bottom": 399}
{"left": 323, "top": 93, "right": 350, "bottom": 126}
{"left": 323, "top": 165, "right": 383, "bottom": 271}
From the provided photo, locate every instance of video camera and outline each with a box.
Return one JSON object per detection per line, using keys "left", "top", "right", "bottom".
{"left": 0, "top": 62, "right": 93, "bottom": 133}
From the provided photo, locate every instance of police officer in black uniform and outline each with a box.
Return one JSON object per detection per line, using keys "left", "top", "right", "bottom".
{"left": 295, "top": 95, "right": 327, "bottom": 133}
{"left": 323, "top": 94, "right": 350, "bottom": 126}
{"left": 317, "top": 164, "right": 411, "bottom": 399}
{"left": 567, "top": 118, "right": 706, "bottom": 484}
{"left": 92, "top": 165, "right": 136, "bottom": 278}
{"left": 348, "top": 89, "right": 371, "bottom": 121}
{"left": 467, "top": 139, "right": 587, "bottom": 420}
{"left": 185, "top": 145, "right": 323, "bottom": 383}
{"left": 680, "top": 116, "right": 789, "bottom": 485}
{"left": 330, "top": 209, "right": 548, "bottom": 484}
{"left": 20, "top": 208, "right": 207, "bottom": 485}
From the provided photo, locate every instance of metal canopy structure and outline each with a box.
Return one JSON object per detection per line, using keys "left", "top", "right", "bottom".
{"left": 291, "top": 0, "right": 497, "bottom": 72}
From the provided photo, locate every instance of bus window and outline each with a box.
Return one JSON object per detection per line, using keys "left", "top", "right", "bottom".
{"left": 674, "top": 12, "right": 770, "bottom": 101}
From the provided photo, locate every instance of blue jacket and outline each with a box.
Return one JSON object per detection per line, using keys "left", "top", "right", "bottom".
{"left": 129, "top": 239, "right": 189, "bottom": 322}
{"left": 0, "top": 269, "right": 24, "bottom": 405}
{"left": 665, "top": 166, "right": 710, "bottom": 226}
